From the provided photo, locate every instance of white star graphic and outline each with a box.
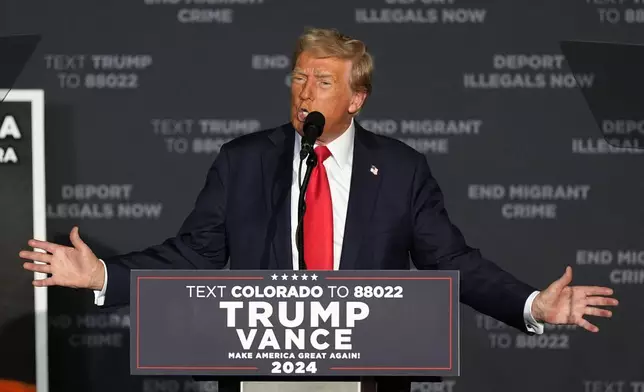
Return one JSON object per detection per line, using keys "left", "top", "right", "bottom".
{"left": 271, "top": 274, "right": 278, "bottom": 280}
{"left": 311, "top": 274, "right": 318, "bottom": 281}
{"left": 281, "top": 274, "right": 288, "bottom": 280}
{"left": 291, "top": 273, "right": 299, "bottom": 280}
{"left": 301, "top": 274, "right": 308, "bottom": 280}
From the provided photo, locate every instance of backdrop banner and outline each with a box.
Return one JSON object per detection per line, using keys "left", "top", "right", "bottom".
{"left": 1, "top": 1, "right": 643, "bottom": 391}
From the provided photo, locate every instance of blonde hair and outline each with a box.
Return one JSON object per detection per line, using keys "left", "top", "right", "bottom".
{"left": 292, "top": 27, "right": 373, "bottom": 96}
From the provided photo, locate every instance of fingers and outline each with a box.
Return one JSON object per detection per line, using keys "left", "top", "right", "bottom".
{"left": 27, "top": 239, "right": 61, "bottom": 254}
{"left": 577, "top": 317, "right": 599, "bottom": 333}
{"left": 579, "top": 286, "right": 614, "bottom": 296}
{"left": 549, "top": 266, "right": 573, "bottom": 292}
{"left": 69, "top": 226, "right": 87, "bottom": 250}
{"left": 574, "top": 305, "right": 614, "bottom": 333}
{"left": 585, "top": 306, "right": 613, "bottom": 318}
{"left": 18, "top": 250, "right": 53, "bottom": 264}
{"left": 23, "top": 261, "right": 52, "bottom": 274}
{"left": 586, "top": 296, "right": 619, "bottom": 307}
{"left": 33, "top": 277, "right": 57, "bottom": 287}
{"left": 564, "top": 266, "right": 573, "bottom": 281}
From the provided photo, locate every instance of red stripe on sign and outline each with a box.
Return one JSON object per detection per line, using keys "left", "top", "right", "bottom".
{"left": 137, "top": 366, "right": 258, "bottom": 370}
{"left": 325, "top": 277, "right": 451, "bottom": 280}
{"left": 138, "top": 276, "right": 264, "bottom": 280}
{"left": 330, "top": 367, "right": 452, "bottom": 370}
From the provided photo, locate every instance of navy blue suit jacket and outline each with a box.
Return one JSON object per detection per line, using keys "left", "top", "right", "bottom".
{"left": 104, "top": 121, "right": 536, "bottom": 331}
{"left": 102, "top": 121, "right": 537, "bottom": 390}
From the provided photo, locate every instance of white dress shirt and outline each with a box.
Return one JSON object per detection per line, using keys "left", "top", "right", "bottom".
{"left": 94, "top": 117, "right": 544, "bottom": 334}
{"left": 290, "top": 117, "right": 355, "bottom": 271}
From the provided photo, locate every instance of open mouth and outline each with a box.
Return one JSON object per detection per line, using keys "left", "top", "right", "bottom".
{"left": 297, "top": 107, "right": 309, "bottom": 122}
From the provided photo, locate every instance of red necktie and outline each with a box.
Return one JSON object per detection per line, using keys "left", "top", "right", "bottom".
{"left": 303, "top": 146, "right": 333, "bottom": 270}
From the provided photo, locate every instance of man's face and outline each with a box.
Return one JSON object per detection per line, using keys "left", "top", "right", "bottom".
{"left": 290, "top": 51, "right": 366, "bottom": 144}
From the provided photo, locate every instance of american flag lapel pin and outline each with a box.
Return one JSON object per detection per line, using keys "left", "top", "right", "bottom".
{"left": 370, "top": 165, "right": 378, "bottom": 175}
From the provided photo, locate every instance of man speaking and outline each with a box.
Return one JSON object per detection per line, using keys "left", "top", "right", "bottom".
{"left": 20, "top": 27, "right": 617, "bottom": 391}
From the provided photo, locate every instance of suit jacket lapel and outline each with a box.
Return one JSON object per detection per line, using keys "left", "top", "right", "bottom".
{"left": 340, "top": 123, "right": 382, "bottom": 270}
{"left": 261, "top": 123, "right": 294, "bottom": 270}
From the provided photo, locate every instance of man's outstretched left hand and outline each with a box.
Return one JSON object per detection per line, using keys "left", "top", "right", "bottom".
{"left": 532, "top": 266, "right": 618, "bottom": 332}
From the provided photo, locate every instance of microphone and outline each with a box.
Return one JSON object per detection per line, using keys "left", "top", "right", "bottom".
{"left": 300, "top": 111, "right": 325, "bottom": 159}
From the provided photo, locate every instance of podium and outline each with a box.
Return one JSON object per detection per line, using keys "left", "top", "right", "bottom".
{"left": 130, "top": 270, "right": 459, "bottom": 391}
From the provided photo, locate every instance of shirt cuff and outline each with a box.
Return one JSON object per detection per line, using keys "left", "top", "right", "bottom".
{"left": 93, "top": 259, "right": 108, "bottom": 306}
{"left": 523, "top": 290, "right": 544, "bottom": 334}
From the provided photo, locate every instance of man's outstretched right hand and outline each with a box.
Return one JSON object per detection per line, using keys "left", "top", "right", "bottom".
{"left": 19, "top": 226, "right": 105, "bottom": 291}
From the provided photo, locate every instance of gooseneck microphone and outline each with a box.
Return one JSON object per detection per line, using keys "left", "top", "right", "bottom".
{"left": 296, "top": 111, "right": 325, "bottom": 270}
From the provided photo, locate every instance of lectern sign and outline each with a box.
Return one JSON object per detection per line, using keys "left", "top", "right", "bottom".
{"left": 131, "top": 270, "right": 459, "bottom": 377}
